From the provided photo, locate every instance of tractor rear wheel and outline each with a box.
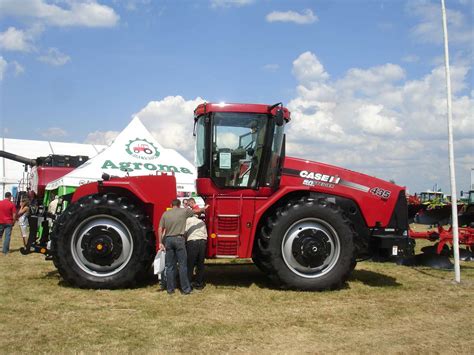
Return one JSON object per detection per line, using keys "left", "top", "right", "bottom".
{"left": 51, "top": 193, "right": 154, "bottom": 289}
{"left": 256, "top": 197, "right": 355, "bottom": 291}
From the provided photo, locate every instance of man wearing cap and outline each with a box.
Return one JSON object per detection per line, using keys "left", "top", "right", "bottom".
{"left": 0, "top": 192, "right": 17, "bottom": 255}
{"left": 158, "top": 199, "right": 194, "bottom": 295}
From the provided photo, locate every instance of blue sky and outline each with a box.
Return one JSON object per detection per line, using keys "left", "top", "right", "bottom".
{"left": 0, "top": 0, "right": 473, "bottom": 193}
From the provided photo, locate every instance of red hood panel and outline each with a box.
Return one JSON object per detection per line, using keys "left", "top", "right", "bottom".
{"left": 281, "top": 157, "right": 405, "bottom": 227}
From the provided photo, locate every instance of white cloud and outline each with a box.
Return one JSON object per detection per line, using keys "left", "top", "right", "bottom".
{"left": 0, "top": 2, "right": 117, "bottom": 73}
{"left": 11, "top": 61, "right": 25, "bottom": 76}
{"left": 292, "top": 51, "right": 329, "bottom": 86}
{"left": 38, "top": 48, "right": 71, "bottom": 66}
{"left": 0, "top": 56, "right": 7, "bottom": 80}
{"left": 84, "top": 96, "right": 205, "bottom": 153}
{"left": 210, "top": 0, "right": 254, "bottom": 8}
{"left": 96, "top": 55, "right": 472, "bottom": 192}
{"left": 84, "top": 130, "right": 120, "bottom": 145}
{"left": 402, "top": 55, "right": 420, "bottom": 63}
{"left": 338, "top": 63, "right": 406, "bottom": 97}
{"left": 0, "top": 57, "right": 25, "bottom": 80}
{"left": 0, "top": 0, "right": 120, "bottom": 28}
{"left": 0, "top": 27, "right": 36, "bottom": 52}
{"left": 262, "top": 63, "right": 279, "bottom": 72}
{"left": 356, "top": 104, "right": 402, "bottom": 136}
{"left": 285, "top": 51, "right": 474, "bottom": 192}
{"left": 408, "top": 1, "right": 473, "bottom": 45}
{"left": 122, "top": 0, "right": 152, "bottom": 11}
{"left": 134, "top": 96, "right": 205, "bottom": 161}
{"left": 39, "top": 127, "right": 68, "bottom": 139}
{"left": 266, "top": 9, "right": 318, "bottom": 25}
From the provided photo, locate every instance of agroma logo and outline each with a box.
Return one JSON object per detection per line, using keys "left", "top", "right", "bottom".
{"left": 125, "top": 138, "right": 160, "bottom": 160}
{"left": 101, "top": 160, "right": 193, "bottom": 175}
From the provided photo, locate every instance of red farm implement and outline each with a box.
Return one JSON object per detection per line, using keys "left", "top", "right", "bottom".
{"left": 409, "top": 225, "right": 474, "bottom": 256}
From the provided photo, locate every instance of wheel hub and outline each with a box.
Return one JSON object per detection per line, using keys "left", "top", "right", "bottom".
{"left": 71, "top": 215, "right": 134, "bottom": 278}
{"left": 80, "top": 226, "right": 123, "bottom": 266}
{"left": 292, "top": 229, "right": 331, "bottom": 268}
{"left": 281, "top": 218, "right": 341, "bottom": 279}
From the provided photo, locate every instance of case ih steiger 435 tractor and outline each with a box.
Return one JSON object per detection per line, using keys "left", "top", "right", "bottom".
{"left": 50, "top": 103, "right": 412, "bottom": 290}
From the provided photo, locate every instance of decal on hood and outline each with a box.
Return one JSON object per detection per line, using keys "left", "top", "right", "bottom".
{"left": 282, "top": 168, "right": 370, "bottom": 193}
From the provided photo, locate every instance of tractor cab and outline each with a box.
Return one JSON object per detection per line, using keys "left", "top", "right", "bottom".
{"left": 194, "top": 103, "right": 290, "bottom": 192}
{"left": 193, "top": 103, "right": 290, "bottom": 259}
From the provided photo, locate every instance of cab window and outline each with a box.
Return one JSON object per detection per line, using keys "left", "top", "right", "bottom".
{"left": 211, "top": 113, "right": 267, "bottom": 188}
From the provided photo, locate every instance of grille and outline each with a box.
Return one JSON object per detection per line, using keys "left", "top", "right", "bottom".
{"left": 217, "top": 216, "right": 239, "bottom": 231}
{"left": 217, "top": 240, "right": 239, "bottom": 255}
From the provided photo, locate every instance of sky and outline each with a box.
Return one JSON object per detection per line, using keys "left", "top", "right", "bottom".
{"left": 0, "top": 0, "right": 472, "bottom": 194}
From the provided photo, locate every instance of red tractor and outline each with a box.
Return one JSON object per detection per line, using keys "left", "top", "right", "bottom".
{"left": 50, "top": 103, "right": 412, "bottom": 290}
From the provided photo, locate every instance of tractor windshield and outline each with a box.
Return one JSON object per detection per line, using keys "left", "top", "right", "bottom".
{"left": 195, "top": 110, "right": 286, "bottom": 189}
{"left": 211, "top": 112, "right": 267, "bottom": 188}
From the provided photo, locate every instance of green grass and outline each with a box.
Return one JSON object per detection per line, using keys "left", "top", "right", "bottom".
{"left": 1, "top": 227, "right": 473, "bottom": 353}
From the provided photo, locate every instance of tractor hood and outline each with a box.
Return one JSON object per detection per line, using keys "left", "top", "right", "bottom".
{"left": 281, "top": 157, "right": 406, "bottom": 227}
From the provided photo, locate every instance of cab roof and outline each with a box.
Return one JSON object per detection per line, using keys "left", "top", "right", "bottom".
{"left": 194, "top": 102, "right": 291, "bottom": 122}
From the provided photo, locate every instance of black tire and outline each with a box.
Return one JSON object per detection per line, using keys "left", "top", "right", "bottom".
{"left": 252, "top": 249, "right": 272, "bottom": 274}
{"left": 51, "top": 193, "right": 155, "bottom": 289}
{"left": 256, "top": 197, "right": 355, "bottom": 291}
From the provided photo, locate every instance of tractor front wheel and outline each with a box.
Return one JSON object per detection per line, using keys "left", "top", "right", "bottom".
{"left": 51, "top": 193, "right": 154, "bottom": 289}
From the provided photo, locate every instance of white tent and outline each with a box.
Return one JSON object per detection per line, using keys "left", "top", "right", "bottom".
{"left": 46, "top": 117, "right": 196, "bottom": 194}
{"left": 0, "top": 137, "right": 106, "bottom": 197}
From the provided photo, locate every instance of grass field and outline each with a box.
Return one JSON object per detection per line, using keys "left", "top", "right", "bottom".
{"left": 1, "top": 226, "right": 473, "bottom": 353}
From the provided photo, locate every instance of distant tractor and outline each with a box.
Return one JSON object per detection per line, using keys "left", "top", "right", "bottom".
{"left": 50, "top": 103, "right": 412, "bottom": 290}
{"left": 0, "top": 151, "right": 89, "bottom": 254}
{"left": 459, "top": 190, "right": 474, "bottom": 227}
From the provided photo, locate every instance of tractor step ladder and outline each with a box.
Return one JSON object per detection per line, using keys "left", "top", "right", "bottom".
{"left": 214, "top": 195, "right": 243, "bottom": 258}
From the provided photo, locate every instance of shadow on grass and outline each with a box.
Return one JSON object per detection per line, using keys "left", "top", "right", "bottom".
{"left": 42, "top": 270, "right": 60, "bottom": 279}
{"left": 410, "top": 267, "right": 453, "bottom": 280}
{"left": 204, "top": 263, "right": 273, "bottom": 289}
{"left": 43, "top": 264, "right": 270, "bottom": 290}
{"left": 348, "top": 269, "right": 401, "bottom": 288}
{"left": 43, "top": 262, "right": 409, "bottom": 290}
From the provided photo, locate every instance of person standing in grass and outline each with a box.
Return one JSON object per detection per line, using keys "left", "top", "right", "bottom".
{"left": 17, "top": 197, "right": 30, "bottom": 247}
{"left": 0, "top": 192, "right": 17, "bottom": 255}
{"left": 185, "top": 213, "right": 208, "bottom": 290}
{"left": 158, "top": 199, "right": 194, "bottom": 295}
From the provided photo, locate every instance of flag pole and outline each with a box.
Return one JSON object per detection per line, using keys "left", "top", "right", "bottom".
{"left": 441, "top": 0, "right": 460, "bottom": 283}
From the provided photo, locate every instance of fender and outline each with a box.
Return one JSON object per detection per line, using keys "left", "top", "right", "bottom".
{"left": 71, "top": 175, "right": 177, "bottom": 247}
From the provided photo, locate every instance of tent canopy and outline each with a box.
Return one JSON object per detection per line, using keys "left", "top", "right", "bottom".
{"left": 46, "top": 117, "right": 196, "bottom": 193}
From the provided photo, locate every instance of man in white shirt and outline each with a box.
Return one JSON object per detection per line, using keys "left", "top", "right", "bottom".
{"left": 185, "top": 215, "right": 208, "bottom": 290}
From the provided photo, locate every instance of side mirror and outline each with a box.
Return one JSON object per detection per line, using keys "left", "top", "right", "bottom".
{"left": 275, "top": 109, "right": 284, "bottom": 126}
